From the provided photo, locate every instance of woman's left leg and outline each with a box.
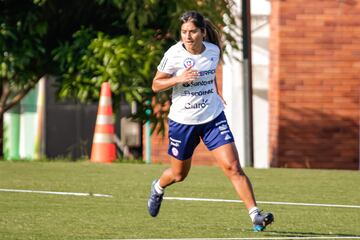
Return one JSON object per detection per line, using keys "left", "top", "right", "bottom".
{"left": 211, "top": 142, "right": 257, "bottom": 210}
{"left": 211, "top": 142, "right": 274, "bottom": 231}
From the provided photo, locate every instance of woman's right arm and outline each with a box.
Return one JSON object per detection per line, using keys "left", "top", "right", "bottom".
{"left": 152, "top": 71, "right": 180, "bottom": 93}
{"left": 152, "top": 67, "right": 199, "bottom": 93}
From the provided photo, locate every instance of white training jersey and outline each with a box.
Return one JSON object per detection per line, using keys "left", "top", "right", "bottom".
{"left": 157, "top": 41, "right": 224, "bottom": 125}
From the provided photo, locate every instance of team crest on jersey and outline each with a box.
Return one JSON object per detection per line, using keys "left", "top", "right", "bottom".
{"left": 183, "top": 58, "right": 195, "bottom": 68}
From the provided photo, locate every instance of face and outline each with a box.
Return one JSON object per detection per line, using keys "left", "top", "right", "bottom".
{"left": 180, "top": 21, "right": 205, "bottom": 53}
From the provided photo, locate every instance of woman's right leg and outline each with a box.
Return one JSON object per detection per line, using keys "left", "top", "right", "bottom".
{"left": 148, "top": 118, "right": 197, "bottom": 217}
{"left": 147, "top": 156, "right": 192, "bottom": 217}
{"left": 158, "top": 156, "right": 192, "bottom": 188}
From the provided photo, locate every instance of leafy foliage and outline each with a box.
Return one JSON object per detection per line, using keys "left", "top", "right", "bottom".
{"left": 52, "top": 28, "right": 164, "bottom": 127}
{"left": 0, "top": 0, "right": 239, "bottom": 134}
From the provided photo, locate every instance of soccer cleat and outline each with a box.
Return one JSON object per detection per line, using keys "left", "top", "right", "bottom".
{"left": 253, "top": 212, "right": 274, "bottom": 232}
{"left": 147, "top": 180, "right": 164, "bottom": 217}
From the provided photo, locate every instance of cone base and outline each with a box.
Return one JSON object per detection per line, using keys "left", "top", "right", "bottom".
{"left": 90, "top": 143, "right": 116, "bottom": 163}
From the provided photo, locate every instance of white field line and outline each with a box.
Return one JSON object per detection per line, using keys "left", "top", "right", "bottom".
{"left": 2, "top": 190, "right": 360, "bottom": 239}
{"left": 109, "top": 237, "right": 360, "bottom": 240}
{"left": 1, "top": 189, "right": 359, "bottom": 209}
{"left": 0, "top": 188, "right": 112, "bottom": 198}
{"left": 108, "top": 236, "right": 360, "bottom": 240}
{"left": 164, "top": 197, "right": 360, "bottom": 209}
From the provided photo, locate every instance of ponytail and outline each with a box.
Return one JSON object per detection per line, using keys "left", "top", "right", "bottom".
{"left": 204, "top": 19, "right": 223, "bottom": 60}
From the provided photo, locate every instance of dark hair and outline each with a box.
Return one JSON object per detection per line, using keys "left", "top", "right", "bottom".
{"left": 180, "top": 11, "right": 222, "bottom": 59}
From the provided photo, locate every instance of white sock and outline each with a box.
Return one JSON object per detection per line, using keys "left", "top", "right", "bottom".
{"left": 248, "top": 206, "right": 260, "bottom": 222}
{"left": 154, "top": 180, "right": 164, "bottom": 194}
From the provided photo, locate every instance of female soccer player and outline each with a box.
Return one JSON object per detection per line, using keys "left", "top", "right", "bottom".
{"left": 147, "top": 11, "right": 274, "bottom": 232}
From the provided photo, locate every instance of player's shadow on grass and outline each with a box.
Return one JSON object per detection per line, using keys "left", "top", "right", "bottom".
{"left": 263, "top": 230, "right": 360, "bottom": 238}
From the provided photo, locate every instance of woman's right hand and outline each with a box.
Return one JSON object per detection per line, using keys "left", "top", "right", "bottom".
{"left": 152, "top": 67, "right": 199, "bottom": 93}
{"left": 176, "top": 67, "right": 199, "bottom": 84}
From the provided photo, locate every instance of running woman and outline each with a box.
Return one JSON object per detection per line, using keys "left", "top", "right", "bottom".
{"left": 147, "top": 11, "right": 274, "bottom": 232}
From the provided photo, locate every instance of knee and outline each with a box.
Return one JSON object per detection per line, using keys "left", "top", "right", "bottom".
{"left": 172, "top": 172, "right": 187, "bottom": 183}
{"left": 223, "top": 162, "right": 245, "bottom": 177}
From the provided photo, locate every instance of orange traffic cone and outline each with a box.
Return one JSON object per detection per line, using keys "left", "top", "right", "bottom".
{"left": 90, "top": 82, "right": 116, "bottom": 163}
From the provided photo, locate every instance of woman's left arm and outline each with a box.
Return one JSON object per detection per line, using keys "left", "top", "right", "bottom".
{"left": 214, "top": 76, "right": 227, "bottom": 105}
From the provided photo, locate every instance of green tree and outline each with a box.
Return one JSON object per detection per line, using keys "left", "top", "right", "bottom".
{"left": 0, "top": 0, "right": 238, "bottom": 156}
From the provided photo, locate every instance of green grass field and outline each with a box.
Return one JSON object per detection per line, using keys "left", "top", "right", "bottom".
{"left": 0, "top": 161, "right": 359, "bottom": 240}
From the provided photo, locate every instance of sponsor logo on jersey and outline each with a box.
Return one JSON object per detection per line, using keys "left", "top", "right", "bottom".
{"left": 182, "top": 79, "right": 214, "bottom": 88}
{"left": 185, "top": 99, "right": 209, "bottom": 109}
{"left": 181, "top": 89, "right": 214, "bottom": 96}
{"left": 183, "top": 58, "right": 195, "bottom": 68}
{"left": 198, "top": 69, "right": 216, "bottom": 76}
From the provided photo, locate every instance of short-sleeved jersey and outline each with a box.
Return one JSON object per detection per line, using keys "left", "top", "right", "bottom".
{"left": 157, "top": 41, "right": 224, "bottom": 125}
